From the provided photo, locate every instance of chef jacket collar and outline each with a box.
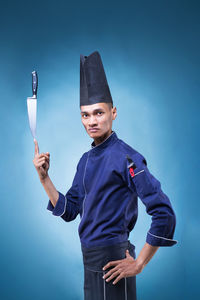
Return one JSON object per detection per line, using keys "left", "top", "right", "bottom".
{"left": 90, "top": 131, "right": 117, "bottom": 153}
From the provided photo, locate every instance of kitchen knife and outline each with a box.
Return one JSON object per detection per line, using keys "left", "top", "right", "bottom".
{"left": 27, "top": 71, "right": 38, "bottom": 139}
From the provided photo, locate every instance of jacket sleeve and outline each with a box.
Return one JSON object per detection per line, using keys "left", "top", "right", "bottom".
{"left": 46, "top": 159, "right": 83, "bottom": 222}
{"left": 126, "top": 152, "right": 178, "bottom": 247}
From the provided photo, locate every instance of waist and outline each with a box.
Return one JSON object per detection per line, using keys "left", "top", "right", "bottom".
{"left": 81, "top": 240, "right": 136, "bottom": 270}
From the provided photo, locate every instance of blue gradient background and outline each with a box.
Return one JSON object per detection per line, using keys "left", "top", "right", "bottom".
{"left": 0, "top": 0, "right": 199, "bottom": 299}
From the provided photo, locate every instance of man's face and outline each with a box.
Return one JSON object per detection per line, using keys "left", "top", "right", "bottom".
{"left": 80, "top": 102, "right": 117, "bottom": 140}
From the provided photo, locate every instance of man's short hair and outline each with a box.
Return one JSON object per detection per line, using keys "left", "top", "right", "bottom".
{"left": 106, "top": 102, "right": 113, "bottom": 110}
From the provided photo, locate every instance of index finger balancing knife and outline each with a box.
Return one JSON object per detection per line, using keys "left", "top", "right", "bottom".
{"left": 27, "top": 71, "right": 38, "bottom": 139}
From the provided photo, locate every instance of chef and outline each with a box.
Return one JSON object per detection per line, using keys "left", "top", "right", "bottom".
{"left": 33, "top": 51, "right": 177, "bottom": 300}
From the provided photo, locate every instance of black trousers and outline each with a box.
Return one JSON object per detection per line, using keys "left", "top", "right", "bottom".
{"left": 81, "top": 240, "right": 137, "bottom": 300}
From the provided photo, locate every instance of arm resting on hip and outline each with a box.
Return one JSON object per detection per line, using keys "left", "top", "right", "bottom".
{"left": 136, "top": 242, "right": 159, "bottom": 268}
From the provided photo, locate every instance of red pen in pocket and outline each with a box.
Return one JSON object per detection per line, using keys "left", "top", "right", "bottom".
{"left": 126, "top": 155, "right": 137, "bottom": 178}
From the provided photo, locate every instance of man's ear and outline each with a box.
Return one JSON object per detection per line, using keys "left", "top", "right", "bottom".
{"left": 112, "top": 106, "right": 117, "bottom": 120}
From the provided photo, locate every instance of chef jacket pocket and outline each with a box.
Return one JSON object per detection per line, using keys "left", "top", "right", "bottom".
{"left": 130, "top": 167, "right": 157, "bottom": 199}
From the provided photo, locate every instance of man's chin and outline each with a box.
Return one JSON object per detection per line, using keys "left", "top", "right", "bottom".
{"left": 87, "top": 131, "right": 101, "bottom": 138}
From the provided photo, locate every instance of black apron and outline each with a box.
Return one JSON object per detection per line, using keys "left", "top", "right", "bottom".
{"left": 81, "top": 240, "right": 137, "bottom": 300}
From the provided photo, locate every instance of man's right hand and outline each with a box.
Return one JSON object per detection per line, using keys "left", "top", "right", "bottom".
{"left": 33, "top": 139, "right": 50, "bottom": 182}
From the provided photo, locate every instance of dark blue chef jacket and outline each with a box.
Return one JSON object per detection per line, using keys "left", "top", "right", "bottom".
{"left": 47, "top": 131, "right": 177, "bottom": 248}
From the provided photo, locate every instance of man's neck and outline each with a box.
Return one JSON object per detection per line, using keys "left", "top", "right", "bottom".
{"left": 93, "top": 130, "right": 113, "bottom": 146}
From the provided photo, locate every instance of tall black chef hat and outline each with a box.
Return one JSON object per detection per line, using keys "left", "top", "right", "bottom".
{"left": 80, "top": 51, "right": 113, "bottom": 106}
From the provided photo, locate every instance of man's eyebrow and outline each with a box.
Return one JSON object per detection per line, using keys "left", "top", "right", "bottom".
{"left": 81, "top": 108, "right": 104, "bottom": 114}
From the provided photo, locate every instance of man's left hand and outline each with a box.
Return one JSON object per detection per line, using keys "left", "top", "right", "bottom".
{"left": 102, "top": 249, "right": 144, "bottom": 285}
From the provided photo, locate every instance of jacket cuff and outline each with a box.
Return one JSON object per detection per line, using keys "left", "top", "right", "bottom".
{"left": 146, "top": 231, "right": 178, "bottom": 247}
{"left": 46, "top": 191, "right": 67, "bottom": 216}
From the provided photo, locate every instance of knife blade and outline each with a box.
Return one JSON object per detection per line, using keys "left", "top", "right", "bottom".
{"left": 27, "top": 71, "right": 38, "bottom": 139}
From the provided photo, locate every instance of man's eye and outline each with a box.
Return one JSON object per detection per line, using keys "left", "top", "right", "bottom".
{"left": 97, "top": 112, "right": 103, "bottom": 115}
{"left": 82, "top": 114, "right": 88, "bottom": 118}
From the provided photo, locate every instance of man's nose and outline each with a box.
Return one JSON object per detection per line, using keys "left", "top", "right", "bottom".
{"left": 89, "top": 115, "right": 97, "bottom": 126}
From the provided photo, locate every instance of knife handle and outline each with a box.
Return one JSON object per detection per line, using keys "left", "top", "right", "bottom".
{"left": 32, "top": 71, "right": 38, "bottom": 97}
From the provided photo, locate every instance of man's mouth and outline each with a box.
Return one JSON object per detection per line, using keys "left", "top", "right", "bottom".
{"left": 89, "top": 128, "right": 99, "bottom": 132}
